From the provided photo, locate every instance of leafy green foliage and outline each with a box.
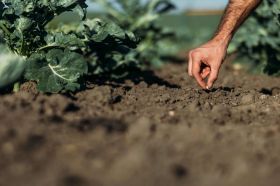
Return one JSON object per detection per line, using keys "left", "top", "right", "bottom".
{"left": 0, "top": 45, "right": 25, "bottom": 89}
{"left": 25, "top": 49, "right": 88, "bottom": 93}
{"left": 229, "top": 0, "right": 280, "bottom": 75}
{"left": 0, "top": 0, "right": 88, "bottom": 56}
{"left": 0, "top": 0, "right": 138, "bottom": 92}
{"left": 95, "top": 0, "right": 181, "bottom": 67}
{"left": 52, "top": 19, "right": 139, "bottom": 77}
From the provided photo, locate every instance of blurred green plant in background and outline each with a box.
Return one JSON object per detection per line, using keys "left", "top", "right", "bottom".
{"left": 229, "top": 0, "right": 280, "bottom": 75}
{"left": 94, "top": 0, "right": 187, "bottom": 68}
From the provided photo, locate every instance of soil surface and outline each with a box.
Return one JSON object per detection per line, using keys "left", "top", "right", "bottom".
{"left": 0, "top": 61, "right": 280, "bottom": 186}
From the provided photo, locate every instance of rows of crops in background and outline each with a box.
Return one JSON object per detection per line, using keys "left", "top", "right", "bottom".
{"left": 51, "top": 12, "right": 222, "bottom": 50}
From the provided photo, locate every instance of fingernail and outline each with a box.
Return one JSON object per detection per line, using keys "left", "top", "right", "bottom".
{"left": 206, "top": 85, "right": 212, "bottom": 90}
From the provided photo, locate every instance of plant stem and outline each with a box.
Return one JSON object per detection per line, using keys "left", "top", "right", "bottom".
{"left": 38, "top": 44, "right": 61, "bottom": 51}
{"left": 0, "top": 22, "right": 11, "bottom": 35}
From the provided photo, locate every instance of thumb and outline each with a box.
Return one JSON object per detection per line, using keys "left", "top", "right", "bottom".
{"left": 207, "top": 67, "right": 219, "bottom": 89}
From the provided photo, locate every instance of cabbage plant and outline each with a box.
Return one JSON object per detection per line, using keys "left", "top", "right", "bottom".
{"left": 0, "top": 0, "right": 138, "bottom": 92}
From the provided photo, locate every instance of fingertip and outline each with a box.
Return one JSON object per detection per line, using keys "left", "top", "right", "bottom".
{"left": 206, "top": 84, "right": 212, "bottom": 90}
{"left": 187, "top": 66, "right": 193, "bottom": 77}
{"left": 202, "top": 82, "right": 207, "bottom": 89}
{"left": 207, "top": 80, "right": 214, "bottom": 89}
{"left": 207, "top": 76, "right": 217, "bottom": 89}
{"left": 207, "top": 68, "right": 219, "bottom": 89}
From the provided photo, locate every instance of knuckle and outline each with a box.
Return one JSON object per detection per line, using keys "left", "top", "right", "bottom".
{"left": 191, "top": 51, "right": 199, "bottom": 58}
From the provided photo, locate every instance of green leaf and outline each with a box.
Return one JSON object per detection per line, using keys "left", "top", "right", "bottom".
{"left": 25, "top": 49, "right": 88, "bottom": 93}
{"left": 83, "top": 18, "right": 137, "bottom": 44}
{"left": 43, "top": 32, "right": 86, "bottom": 51}
{"left": 0, "top": 0, "right": 87, "bottom": 56}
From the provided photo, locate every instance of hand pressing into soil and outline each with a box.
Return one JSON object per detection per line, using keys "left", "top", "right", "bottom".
{"left": 188, "top": 40, "right": 228, "bottom": 89}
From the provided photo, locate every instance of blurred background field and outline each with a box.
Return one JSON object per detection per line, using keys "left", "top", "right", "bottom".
{"left": 157, "top": 14, "right": 222, "bottom": 49}
{"left": 50, "top": 0, "right": 227, "bottom": 50}
{"left": 87, "top": 0, "right": 227, "bottom": 49}
{"left": 51, "top": 12, "right": 223, "bottom": 50}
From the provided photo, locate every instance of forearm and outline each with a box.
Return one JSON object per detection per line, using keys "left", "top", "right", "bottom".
{"left": 213, "top": 0, "right": 262, "bottom": 45}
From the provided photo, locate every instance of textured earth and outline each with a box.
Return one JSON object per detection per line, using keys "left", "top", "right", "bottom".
{"left": 0, "top": 60, "right": 280, "bottom": 186}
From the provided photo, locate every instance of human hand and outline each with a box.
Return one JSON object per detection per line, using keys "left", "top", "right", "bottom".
{"left": 187, "top": 40, "right": 228, "bottom": 89}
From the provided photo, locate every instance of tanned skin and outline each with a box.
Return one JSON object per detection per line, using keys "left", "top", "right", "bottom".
{"left": 188, "top": 0, "right": 262, "bottom": 89}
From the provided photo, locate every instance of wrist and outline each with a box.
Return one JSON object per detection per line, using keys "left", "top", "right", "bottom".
{"left": 211, "top": 34, "right": 233, "bottom": 48}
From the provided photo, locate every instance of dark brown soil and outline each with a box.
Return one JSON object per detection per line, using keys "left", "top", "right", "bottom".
{"left": 0, "top": 61, "right": 280, "bottom": 186}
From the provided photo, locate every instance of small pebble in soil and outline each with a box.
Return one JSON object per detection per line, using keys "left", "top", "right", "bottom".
{"left": 233, "top": 63, "right": 243, "bottom": 71}
{"left": 260, "top": 95, "right": 268, "bottom": 100}
{"left": 168, "top": 111, "right": 175, "bottom": 117}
